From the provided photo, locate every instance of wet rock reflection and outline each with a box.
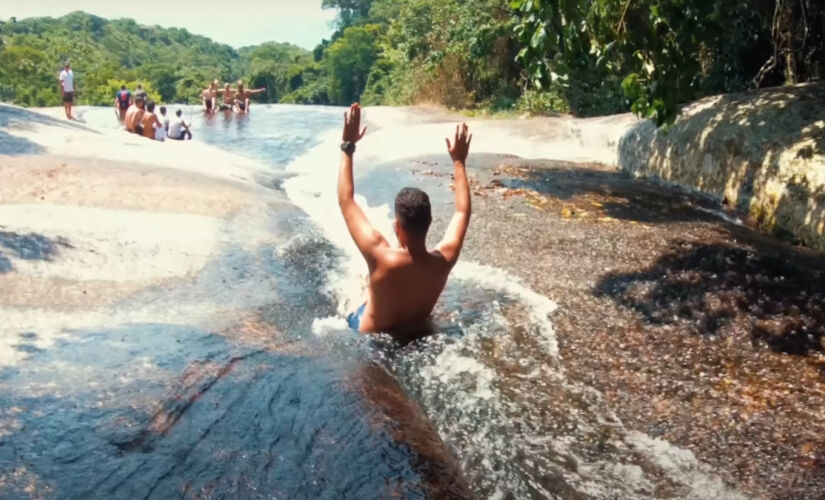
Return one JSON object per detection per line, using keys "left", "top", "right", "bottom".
{"left": 0, "top": 321, "right": 463, "bottom": 499}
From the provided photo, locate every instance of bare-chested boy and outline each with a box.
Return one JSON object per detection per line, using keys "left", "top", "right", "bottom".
{"left": 234, "top": 80, "right": 266, "bottom": 113}
{"left": 337, "top": 103, "right": 473, "bottom": 341}
{"left": 201, "top": 80, "right": 219, "bottom": 113}
{"left": 124, "top": 97, "right": 145, "bottom": 134}
{"left": 218, "top": 83, "right": 236, "bottom": 111}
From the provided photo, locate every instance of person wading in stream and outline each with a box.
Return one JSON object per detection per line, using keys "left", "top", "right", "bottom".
{"left": 337, "top": 103, "right": 472, "bottom": 340}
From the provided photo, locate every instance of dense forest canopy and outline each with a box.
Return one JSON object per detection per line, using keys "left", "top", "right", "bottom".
{"left": 0, "top": 2, "right": 822, "bottom": 123}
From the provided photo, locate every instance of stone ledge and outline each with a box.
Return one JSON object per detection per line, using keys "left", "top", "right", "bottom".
{"left": 618, "top": 83, "right": 825, "bottom": 251}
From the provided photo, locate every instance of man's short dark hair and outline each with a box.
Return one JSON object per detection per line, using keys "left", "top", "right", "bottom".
{"left": 395, "top": 187, "right": 432, "bottom": 235}
{"left": 137, "top": 84, "right": 142, "bottom": 89}
{"left": 146, "top": 100, "right": 155, "bottom": 112}
{"left": 175, "top": 109, "right": 182, "bottom": 117}
{"left": 159, "top": 106, "right": 166, "bottom": 114}
{"left": 121, "top": 84, "right": 126, "bottom": 90}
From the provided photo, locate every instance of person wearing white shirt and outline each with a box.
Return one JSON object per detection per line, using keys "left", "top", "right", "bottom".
{"left": 167, "top": 109, "right": 192, "bottom": 140}
{"left": 154, "top": 112, "right": 166, "bottom": 141}
{"left": 159, "top": 106, "right": 170, "bottom": 133}
{"left": 58, "top": 60, "right": 75, "bottom": 120}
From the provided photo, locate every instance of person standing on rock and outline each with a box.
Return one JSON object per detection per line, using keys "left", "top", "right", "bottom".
{"left": 134, "top": 84, "right": 148, "bottom": 102}
{"left": 114, "top": 84, "right": 132, "bottom": 122}
{"left": 58, "top": 61, "right": 75, "bottom": 120}
{"left": 337, "top": 103, "right": 473, "bottom": 341}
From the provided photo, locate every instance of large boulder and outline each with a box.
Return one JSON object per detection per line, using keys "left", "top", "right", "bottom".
{"left": 619, "top": 83, "right": 825, "bottom": 250}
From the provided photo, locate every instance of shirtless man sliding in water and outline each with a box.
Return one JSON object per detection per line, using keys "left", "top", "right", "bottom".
{"left": 338, "top": 103, "right": 472, "bottom": 340}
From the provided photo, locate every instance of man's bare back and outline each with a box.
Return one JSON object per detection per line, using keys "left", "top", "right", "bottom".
{"left": 359, "top": 248, "right": 451, "bottom": 334}
{"left": 337, "top": 103, "right": 472, "bottom": 339}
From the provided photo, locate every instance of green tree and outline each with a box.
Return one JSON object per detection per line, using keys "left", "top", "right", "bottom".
{"left": 322, "top": 0, "right": 374, "bottom": 29}
{"left": 0, "top": 44, "right": 56, "bottom": 105}
{"left": 324, "top": 24, "right": 382, "bottom": 104}
{"left": 0, "top": 11, "right": 247, "bottom": 106}
{"left": 511, "top": 0, "right": 824, "bottom": 124}
{"left": 240, "top": 42, "right": 314, "bottom": 102}
{"left": 380, "top": 0, "right": 520, "bottom": 109}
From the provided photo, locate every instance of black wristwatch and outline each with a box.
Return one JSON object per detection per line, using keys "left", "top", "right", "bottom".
{"left": 341, "top": 141, "right": 356, "bottom": 155}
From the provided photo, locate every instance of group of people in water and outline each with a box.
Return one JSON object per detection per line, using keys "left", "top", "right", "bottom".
{"left": 115, "top": 84, "right": 192, "bottom": 141}
{"left": 201, "top": 79, "right": 266, "bottom": 114}
{"left": 113, "top": 78, "right": 265, "bottom": 141}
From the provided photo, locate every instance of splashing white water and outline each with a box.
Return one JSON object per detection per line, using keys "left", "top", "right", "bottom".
{"left": 283, "top": 108, "right": 745, "bottom": 499}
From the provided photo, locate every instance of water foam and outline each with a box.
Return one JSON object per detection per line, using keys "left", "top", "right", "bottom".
{"left": 282, "top": 108, "right": 744, "bottom": 499}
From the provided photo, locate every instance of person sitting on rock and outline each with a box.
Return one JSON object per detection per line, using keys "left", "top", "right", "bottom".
{"left": 167, "top": 109, "right": 192, "bottom": 140}
{"left": 140, "top": 100, "right": 163, "bottom": 141}
{"left": 124, "top": 96, "right": 145, "bottom": 134}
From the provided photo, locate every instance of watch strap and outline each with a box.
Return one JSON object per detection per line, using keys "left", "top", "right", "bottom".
{"left": 341, "top": 141, "right": 356, "bottom": 155}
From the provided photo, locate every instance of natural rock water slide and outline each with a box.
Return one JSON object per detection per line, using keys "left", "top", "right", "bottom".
{"left": 1, "top": 103, "right": 823, "bottom": 498}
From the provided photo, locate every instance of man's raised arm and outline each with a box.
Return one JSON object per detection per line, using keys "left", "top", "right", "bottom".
{"left": 437, "top": 123, "right": 472, "bottom": 266}
{"left": 337, "top": 103, "right": 388, "bottom": 267}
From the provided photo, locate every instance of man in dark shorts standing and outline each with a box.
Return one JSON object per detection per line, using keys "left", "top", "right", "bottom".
{"left": 218, "top": 83, "right": 236, "bottom": 111}
{"left": 58, "top": 61, "right": 75, "bottom": 120}
{"left": 114, "top": 84, "right": 131, "bottom": 122}
{"left": 337, "top": 103, "right": 473, "bottom": 341}
{"left": 134, "top": 84, "right": 148, "bottom": 103}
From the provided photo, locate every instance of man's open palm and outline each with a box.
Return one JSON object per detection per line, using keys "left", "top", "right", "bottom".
{"left": 446, "top": 123, "right": 472, "bottom": 163}
{"left": 343, "top": 103, "right": 367, "bottom": 143}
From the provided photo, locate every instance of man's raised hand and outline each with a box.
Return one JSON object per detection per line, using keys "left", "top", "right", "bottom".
{"left": 446, "top": 123, "right": 472, "bottom": 164}
{"left": 343, "top": 103, "right": 368, "bottom": 144}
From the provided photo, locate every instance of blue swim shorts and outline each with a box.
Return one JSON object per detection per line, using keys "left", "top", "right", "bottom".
{"left": 346, "top": 303, "right": 366, "bottom": 332}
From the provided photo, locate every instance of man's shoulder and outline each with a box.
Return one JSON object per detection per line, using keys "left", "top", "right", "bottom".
{"left": 375, "top": 248, "right": 449, "bottom": 270}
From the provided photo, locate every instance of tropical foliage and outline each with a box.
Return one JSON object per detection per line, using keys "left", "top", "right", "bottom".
{"left": 511, "top": 0, "right": 825, "bottom": 124}
{"left": 0, "top": 12, "right": 241, "bottom": 106}
{"left": 1, "top": 2, "right": 823, "bottom": 123}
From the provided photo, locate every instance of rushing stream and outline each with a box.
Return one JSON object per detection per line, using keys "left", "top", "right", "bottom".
{"left": 0, "top": 105, "right": 745, "bottom": 499}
